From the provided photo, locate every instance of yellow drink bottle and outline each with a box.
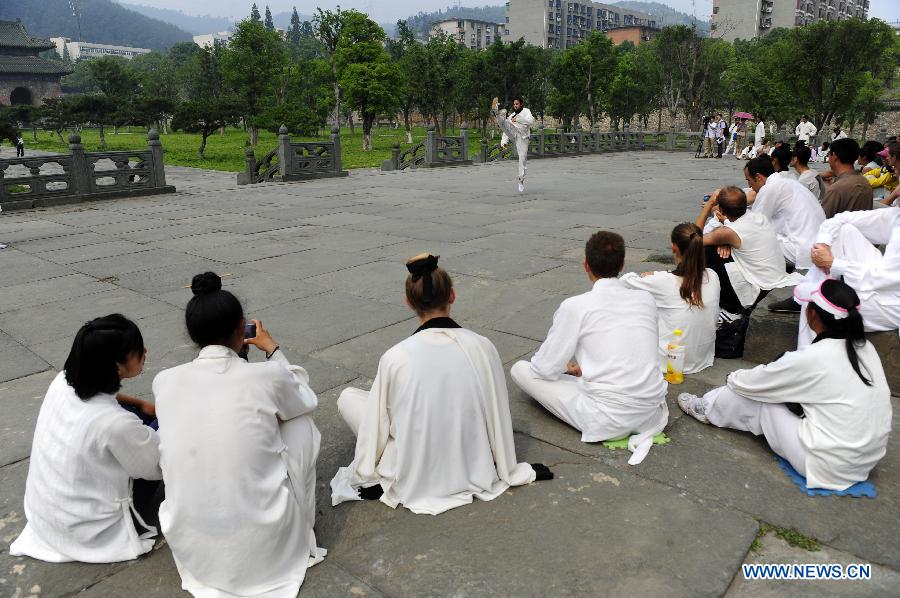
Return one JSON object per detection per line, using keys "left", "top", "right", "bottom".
{"left": 665, "top": 329, "right": 685, "bottom": 384}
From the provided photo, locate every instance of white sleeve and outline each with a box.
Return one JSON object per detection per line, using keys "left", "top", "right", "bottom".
{"left": 831, "top": 226, "right": 900, "bottom": 297}
{"left": 796, "top": 124, "right": 802, "bottom": 136}
{"left": 816, "top": 208, "right": 897, "bottom": 246}
{"left": 517, "top": 108, "right": 535, "bottom": 128}
{"left": 727, "top": 350, "right": 824, "bottom": 404}
{"left": 529, "top": 301, "right": 580, "bottom": 380}
{"left": 809, "top": 124, "right": 818, "bottom": 136}
{"left": 619, "top": 271, "right": 665, "bottom": 300}
{"left": 269, "top": 351, "right": 318, "bottom": 420}
{"left": 106, "top": 415, "right": 162, "bottom": 480}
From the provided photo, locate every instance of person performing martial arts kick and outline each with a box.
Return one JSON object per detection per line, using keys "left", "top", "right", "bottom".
{"left": 793, "top": 207, "right": 900, "bottom": 346}
{"left": 678, "top": 279, "right": 891, "bottom": 491}
{"left": 331, "top": 254, "right": 544, "bottom": 516}
{"left": 511, "top": 232, "right": 669, "bottom": 465}
{"left": 491, "top": 96, "right": 534, "bottom": 193}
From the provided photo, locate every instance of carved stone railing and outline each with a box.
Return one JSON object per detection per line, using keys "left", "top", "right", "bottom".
{"left": 238, "top": 125, "right": 348, "bottom": 185}
{"left": 381, "top": 124, "right": 473, "bottom": 171}
{"left": 0, "top": 129, "right": 175, "bottom": 211}
{"left": 471, "top": 124, "right": 685, "bottom": 164}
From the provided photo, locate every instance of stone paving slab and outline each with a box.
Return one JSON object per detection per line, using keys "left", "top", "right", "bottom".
{"left": 0, "top": 151, "right": 896, "bottom": 596}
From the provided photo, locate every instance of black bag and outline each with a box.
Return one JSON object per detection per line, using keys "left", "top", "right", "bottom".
{"left": 715, "top": 316, "right": 750, "bottom": 359}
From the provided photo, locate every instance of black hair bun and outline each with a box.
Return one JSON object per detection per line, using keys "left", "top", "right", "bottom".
{"left": 191, "top": 272, "right": 222, "bottom": 296}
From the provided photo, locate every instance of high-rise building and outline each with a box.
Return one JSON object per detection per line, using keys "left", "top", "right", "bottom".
{"left": 503, "top": 0, "right": 657, "bottom": 49}
{"left": 711, "top": 0, "right": 870, "bottom": 42}
{"left": 431, "top": 19, "right": 504, "bottom": 51}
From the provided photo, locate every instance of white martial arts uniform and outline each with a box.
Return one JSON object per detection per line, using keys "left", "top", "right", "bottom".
{"left": 796, "top": 168, "right": 826, "bottom": 203}
{"left": 699, "top": 338, "right": 891, "bottom": 490}
{"left": 10, "top": 373, "right": 162, "bottom": 563}
{"left": 511, "top": 278, "right": 669, "bottom": 464}
{"left": 331, "top": 323, "right": 535, "bottom": 515}
{"left": 620, "top": 269, "right": 720, "bottom": 374}
{"left": 496, "top": 107, "right": 534, "bottom": 184}
{"left": 754, "top": 121, "right": 766, "bottom": 147}
{"left": 795, "top": 208, "right": 900, "bottom": 345}
{"left": 752, "top": 171, "right": 826, "bottom": 268}
{"left": 796, "top": 120, "right": 818, "bottom": 143}
{"left": 153, "top": 346, "right": 324, "bottom": 598}
{"left": 720, "top": 212, "right": 804, "bottom": 307}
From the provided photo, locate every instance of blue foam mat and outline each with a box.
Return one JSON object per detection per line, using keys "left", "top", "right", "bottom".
{"left": 775, "top": 456, "right": 876, "bottom": 498}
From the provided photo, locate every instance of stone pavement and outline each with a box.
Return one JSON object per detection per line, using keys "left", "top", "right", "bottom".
{"left": 0, "top": 152, "right": 897, "bottom": 597}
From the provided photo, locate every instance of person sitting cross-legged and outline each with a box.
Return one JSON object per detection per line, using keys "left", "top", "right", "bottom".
{"left": 511, "top": 231, "right": 669, "bottom": 465}
{"left": 678, "top": 279, "right": 892, "bottom": 491}
{"left": 331, "top": 254, "right": 539, "bottom": 516}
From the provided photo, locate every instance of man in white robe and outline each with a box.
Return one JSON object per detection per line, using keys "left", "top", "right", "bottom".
{"left": 794, "top": 207, "right": 900, "bottom": 345}
{"left": 510, "top": 231, "right": 669, "bottom": 465}
{"left": 795, "top": 115, "right": 818, "bottom": 144}
{"left": 492, "top": 96, "right": 534, "bottom": 193}
{"left": 331, "top": 276, "right": 536, "bottom": 515}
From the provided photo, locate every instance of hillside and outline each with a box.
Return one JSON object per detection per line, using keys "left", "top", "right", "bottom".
{"left": 611, "top": 1, "right": 711, "bottom": 34}
{"left": 121, "top": 3, "right": 234, "bottom": 35}
{"left": 0, "top": 0, "right": 192, "bottom": 50}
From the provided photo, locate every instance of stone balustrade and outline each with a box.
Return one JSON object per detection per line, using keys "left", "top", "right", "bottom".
{"left": 0, "top": 129, "right": 174, "bottom": 211}
{"left": 381, "top": 125, "right": 473, "bottom": 171}
{"left": 238, "top": 125, "right": 348, "bottom": 185}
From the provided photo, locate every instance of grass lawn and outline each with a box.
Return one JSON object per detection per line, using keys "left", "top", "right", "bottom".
{"left": 23, "top": 126, "right": 480, "bottom": 172}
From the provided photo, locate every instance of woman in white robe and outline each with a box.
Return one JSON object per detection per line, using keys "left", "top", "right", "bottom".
{"left": 331, "top": 254, "right": 539, "bottom": 515}
{"left": 621, "top": 223, "right": 720, "bottom": 374}
{"left": 153, "top": 272, "right": 324, "bottom": 598}
{"left": 11, "top": 314, "right": 162, "bottom": 563}
{"left": 491, "top": 96, "right": 535, "bottom": 193}
{"left": 678, "top": 279, "right": 891, "bottom": 490}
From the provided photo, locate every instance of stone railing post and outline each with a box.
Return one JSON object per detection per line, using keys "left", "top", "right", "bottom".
{"left": 878, "top": 127, "right": 887, "bottom": 144}
{"left": 667, "top": 125, "right": 677, "bottom": 151}
{"left": 0, "top": 165, "right": 6, "bottom": 203}
{"left": 277, "top": 124, "right": 291, "bottom": 179}
{"left": 425, "top": 125, "right": 436, "bottom": 165}
{"left": 780, "top": 124, "right": 788, "bottom": 142}
{"left": 331, "top": 126, "right": 343, "bottom": 173}
{"left": 69, "top": 134, "right": 92, "bottom": 195}
{"left": 147, "top": 129, "right": 166, "bottom": 187}
{"left": 460, "top": 122, "right": 469, "bottom": 162}
{"left": 480, "top": 138, "right": 488, "bottom": 164}
{"left": 591, "top": 126, "right": 599, "bottom": 153}
{"left": 238, "top": 146, "right": 256, "bottom": 184}
{"left": 538, "top": 125, "right": 545, "bottom": 157}
{"left": 574, "top": 123, "right": 582, "bottom": 153}
{"left": 623, "top": 123, "right": 630, "bottom": 151}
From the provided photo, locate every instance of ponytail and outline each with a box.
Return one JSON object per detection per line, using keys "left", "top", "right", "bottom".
{"left": 671, "top": 223, "right": 706, "bottom": 308}
{"left": 807, "top": 279, "right": 872, "bottom": 386}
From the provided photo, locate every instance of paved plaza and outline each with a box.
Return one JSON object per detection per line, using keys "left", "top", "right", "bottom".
{"left": 1, "top": 152, "right": 898, "bottom": 597}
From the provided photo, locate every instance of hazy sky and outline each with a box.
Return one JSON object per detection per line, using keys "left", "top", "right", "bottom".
{"left": 119, "top": 0, "right": 900, "bottom": 23}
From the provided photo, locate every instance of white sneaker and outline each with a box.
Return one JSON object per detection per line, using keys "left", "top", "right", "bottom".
{"left": 717, "top": 309, "right": 742, "bottom": 326}
{"left": 677, "top": 393, "right": 709, "bottom": 424}
{"left": 517, "top": 181, "right": 524, "bottom": 193}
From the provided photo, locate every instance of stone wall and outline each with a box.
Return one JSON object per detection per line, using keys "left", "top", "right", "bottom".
{"left": 0, "top": 76, "right": 63, "bottom": 107}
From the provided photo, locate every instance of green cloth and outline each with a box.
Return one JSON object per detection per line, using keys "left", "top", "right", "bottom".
{"left": 602, "top": 432, "right": 671, "bottom": 450}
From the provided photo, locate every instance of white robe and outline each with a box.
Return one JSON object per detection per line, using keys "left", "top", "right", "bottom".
{"left": 619, "top": 269, "right": 720, "bottom": 374}
{"left": 513, "top": 278, "right": 669, "bottom": 464}
{"left": 795, "top": 208, "right": 900, "bottom": 344}
{"left": 752, "top": 171, "right": 826, "bottom": 268}
{"left": 754, "top": 121, "right": 766, "bottom": 147}
{"left": 796, "top": 121, "right": 818, "bottom": 143}
{"left": 724, "top": 338, "right": 891, "bottom": 490}
{"left": 724, "top": 212, "right": 804, "bottom": 306}
{"left": 153, "top": 346, "right": 324, "bottom": 598}
{"left": 331, "top": 327, "right": 535, "bottom": 515}
{"left": 497, "top": 107, "right": 534, "bottom": 182}
{"left": 10, "top": 373, "right": 162, "bottom": 563}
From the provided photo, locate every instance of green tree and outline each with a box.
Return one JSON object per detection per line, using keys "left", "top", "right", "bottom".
{"left": 415, "top": 32, "right": 465, "bottom": 134}
{"left": 313, "top": 7, "right": 346, "bottom": 127}
{"left": 335, "top": 12, "right": 401, "bottom": 150}
{"left": 518, "top": 45, "right": 553, "bottom": 125}
{"left": 250, "top": 3, "right": 262, "bottom": 23}
{"left": 221, "top": 19, "right": 288, "bottom": 145}
{"left": 68, "top": 94, "right": 118, "bottom": 149}
{"left": 288, "top": 7, "right": 302, "bottom": 46}
{"left": 608, "top": 43, "right": 662, "bottom": 129}
{"left": 386, "top": 20, "right": 419, "bottom": 143}
{"left": 264, "top": 5, "right": 275, "bottom": 31}
{"left": 84, "top": 56, "right": 139, "bottom": 146}
{"left": 560, "top": 32, "right": 617, "bottom": 126}
{"left": 653, "top": 25, "right": 711, "bottom": 128}
{"left": 40, "top": 97, "right": 76, "bottom": 144}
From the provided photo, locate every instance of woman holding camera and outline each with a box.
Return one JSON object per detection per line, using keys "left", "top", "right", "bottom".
{"left": 153, "top": 272, "right": 324, "bottom": 597}
{"left": 10, "top": 314, "right": 162, "bottom": 563}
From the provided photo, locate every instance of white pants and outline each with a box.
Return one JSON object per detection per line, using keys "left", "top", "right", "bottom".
{"left": 496, "top": 113, "right": 529, "bottom": 182}
{"left": 796, "top": 223, "right": 898, "bottom": 345}
{"left": 510, "top": 361, "right": 666, "bottom": 442}
{"left": 337, "top": 387, "right": 368, "bottom": 436}
{"left": 704, "top": 386, "right": 808, "bottom": 476}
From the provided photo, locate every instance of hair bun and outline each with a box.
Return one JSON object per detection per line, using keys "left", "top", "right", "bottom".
{"left": 191, "top": 272, "right": 222, "bottom": 296}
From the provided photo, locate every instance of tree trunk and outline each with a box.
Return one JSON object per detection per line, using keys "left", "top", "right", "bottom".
{"left": 31, "top": 125, "right": 37, "bottom": 141}
{"left": 98, "top": 124, "right": 106, "bottom": 149}
{"left": 199, "top": 131, "right": 209, "bottom": 158}
{"left": 347, "top": 113, "right": 355, "bottom": 134}
{"left": 362, "top": 112, "right": 375, "bottom": 151}
{"left": 56, "top": 129, "right": 65, "bottom": 144}
{"left": 250, "top": 126, "right": 259, "bottom": 146}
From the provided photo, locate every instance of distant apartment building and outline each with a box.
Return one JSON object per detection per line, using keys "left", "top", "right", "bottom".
{"left": 604, "top": 24, "right": 658, "bottom": 45}
{"left": 711, "top": 0, "right": 870, "bottom": 42}
{"left": 193, "top": 31, "right": 234, "bottom": 48}
{"left": 51, "top": 38, "right": 151, "bottom": 61}
{"left": 432, "top": 19, "right": 504, "bottom": 50}
{"left": 503, "top": 0, "right": 657, "bottom": 49}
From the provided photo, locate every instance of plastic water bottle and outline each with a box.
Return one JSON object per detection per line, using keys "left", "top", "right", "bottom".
{"left": 664, "top": 329, "right": 685, "bottom": 385}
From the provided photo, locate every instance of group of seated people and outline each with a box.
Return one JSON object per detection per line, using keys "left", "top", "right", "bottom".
{"left": 9, "top": 137, "right": 896, "bottom": 596}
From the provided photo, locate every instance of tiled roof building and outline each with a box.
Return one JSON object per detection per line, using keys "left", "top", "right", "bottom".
{"left": 0, "top": 19, "right": 70, "bottom": 107}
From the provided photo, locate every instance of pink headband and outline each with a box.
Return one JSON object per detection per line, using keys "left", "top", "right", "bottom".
{"left": 807, "top": 280, "right": 859, "bottom": 320}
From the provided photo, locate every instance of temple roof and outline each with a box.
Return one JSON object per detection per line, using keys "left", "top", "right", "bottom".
{"left": 0, "top": 20, "right": 56, "bottom": 51}
{"left": 0, "top": 55, "right": 71, "bottom": 75}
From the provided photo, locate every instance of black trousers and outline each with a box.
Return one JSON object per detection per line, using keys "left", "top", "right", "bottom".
{"left": 705, "top": 246, "right": 769, "bottom": 314}
{"left": 16, "top": 145, "right": 24, "bottom": 157}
